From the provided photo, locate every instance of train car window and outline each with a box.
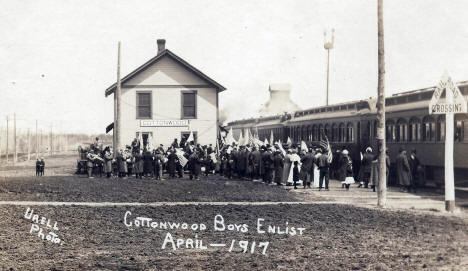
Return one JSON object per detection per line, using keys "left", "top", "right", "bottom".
{"left": 331, "top": 124, "right": 338, "bottom": 142}
{"left": 373, "top": 120, "right": 378, "bottom": 138}
{"left": 422, "top": 116, "right": 435, "bottom": 142}
{"left": 339, "top": 123, "right": 345, "bottom": 142}
{"left": 319, "top": 124, "right": 324, "bottom": 141}
{"left": 396, "top": 118, "right": 408, "bottom": 142}
{"left": 312, "top": 125, "right": 318, "bottom": 141}
{"left": 454, "top": 120, "right": 464, "bottom": 142}
{"left": 456, "top": 121, "right": 465, "bottom": 142}
{"left": 386, "top": 120, "right": 396, "bottom": 142}
{"left": 437, "top": 115, "right": 446, "bottom": 142}
{"left": 409, "top": 117, "right": 421, "bottom": 142}
{"left": 324, "top": 124, "right": 331, "bottom": 139}
{"left": 346, "top": 123, "right": 354, "bottom": 142}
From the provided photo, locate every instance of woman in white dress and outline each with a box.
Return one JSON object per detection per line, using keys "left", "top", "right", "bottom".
{"left": 282, "top": 149, "right": 292, "bottom": 185}
{"left": 287, "top": 149, "right": 301, "bottom": 185}
{"left": 313, "top": 149, "right": 322, "bottom": 188}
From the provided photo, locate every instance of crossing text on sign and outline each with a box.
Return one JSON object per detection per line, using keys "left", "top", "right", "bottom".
{"left": 431, "top": 103, "right": 465, "bottom": 114}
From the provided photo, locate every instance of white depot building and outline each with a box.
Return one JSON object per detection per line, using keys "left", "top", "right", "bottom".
{"left": 105, "top": 39, "right": 226, "bottom": 149}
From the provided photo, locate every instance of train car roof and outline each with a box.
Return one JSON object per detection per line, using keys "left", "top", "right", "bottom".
{"left": 226, "top": 80, "right": 468, "bottom": 127}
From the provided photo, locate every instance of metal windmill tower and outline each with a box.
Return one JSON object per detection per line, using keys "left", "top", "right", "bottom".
{"left": 324, "top": 28, "right": 335, "bottom": 106}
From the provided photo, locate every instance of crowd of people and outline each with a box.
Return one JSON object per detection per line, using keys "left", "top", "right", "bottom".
{"left": 82, "top": 137, "right": 424, "bottom": 193}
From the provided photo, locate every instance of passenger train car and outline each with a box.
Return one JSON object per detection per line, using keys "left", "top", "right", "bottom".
{"left": 226, "top": 81, "right": 468, "bottom": 185}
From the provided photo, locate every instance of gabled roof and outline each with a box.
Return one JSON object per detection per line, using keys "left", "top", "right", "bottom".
{"left": 105, "top": 49, "right": 226, "bottom": 97}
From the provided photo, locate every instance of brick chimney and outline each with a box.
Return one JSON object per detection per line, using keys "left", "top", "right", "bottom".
{"left": 157, "top": 39, "right": 166, "bottom": 54}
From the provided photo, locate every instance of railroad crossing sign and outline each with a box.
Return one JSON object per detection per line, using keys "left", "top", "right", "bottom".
{"left": 429, "top": 75, "right": 467, "bottom": 114}
{"left": 429, "top": 73, "right": 467, "bottom": 212}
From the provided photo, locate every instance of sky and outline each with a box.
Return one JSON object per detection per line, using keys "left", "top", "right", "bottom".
{"left": 1, "top": 0, "right": 467, "bottom": 134}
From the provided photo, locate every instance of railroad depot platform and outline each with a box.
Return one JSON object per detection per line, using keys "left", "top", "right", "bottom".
{"left": 279, "top": 179, "right": 468, "bottom": 215}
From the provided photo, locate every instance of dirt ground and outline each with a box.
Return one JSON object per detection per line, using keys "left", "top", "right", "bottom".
{"left": 0, "top": 154, "right": 467, "bottom": 270}
{"left": 1, "top": 204, "right": 466, "bottom": 271}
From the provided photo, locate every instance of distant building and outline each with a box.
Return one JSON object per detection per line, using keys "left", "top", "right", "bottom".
{"left": 105, "top": 39, "right": 226, "bottom": 149}
{"left": 258, "top": 83, "right": 300, "bottom": 116}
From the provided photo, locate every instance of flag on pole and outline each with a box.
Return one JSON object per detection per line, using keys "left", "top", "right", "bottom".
{"left": 270, "top": 130, "right": 274, "bottom": 146}
{"left": 187, "top": 131, "right": 194, "bottom": 143}
{"left": 286, "top": 136, "right": 292, "bottom": 146}
{"left": 264, "top": 138, "right": 269, "bottom": 145}
{"left": 300, "top": 141, "right": 308, "bottom": 152}
{"left": 319, "top": 135, "right": 333, "bottom": 164}
{"left": 225, "top": 127, "right": 236, "bottom": 145}
{"left": 175, "top": 148, "right": 188, "bottom": 167}
{"left": 138, "top": 132, "right": 143, "bottom": 150}
{"left": 248, "top": 129, "right": 255, "bottom": 147}
{"left": 238, "top": 132, "right": 244, "bottom": 146}
{"left": 277, "top": 140, "right": 286, "bottom": 156}
{"left": 147, "top": 133, "right": 154, "bottom": 150}
{"left": 244, "top": 129, "right": 250, "bottom": 146}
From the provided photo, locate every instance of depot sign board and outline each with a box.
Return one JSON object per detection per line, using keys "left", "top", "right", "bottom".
{"left": 140, "top": 120, "right": 189, "bottom": 127}
{"left": 429, "top": 76, "right": 467, "bottom": 115}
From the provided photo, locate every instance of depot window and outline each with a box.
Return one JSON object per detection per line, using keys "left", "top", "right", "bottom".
{"left": 182, "top": 91, "right": 197, "bottom": 119}
{"left": 136, "top": 92, "right": 152, "bottom": 119}
{"left": 135, "top": 132, "right": 153, "bottom": 149}
{"left": 181, "top": 131, "right": 198, "bottom": 144}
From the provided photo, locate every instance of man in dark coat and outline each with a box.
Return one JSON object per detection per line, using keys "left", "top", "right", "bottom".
{"left": 251, "top": 146, "right": 262, "bottom": 180}
{"left": 237, "top": 146, "right": 247, "bottom": 179}
{"left": 360, "top": 147, "right": 374, "bottom": 188}
{"left": 171, "top": 138, "right": 179, "bottom": 149}
{"left": 103, "top": 147, "right": 113, "bottom": 178}
{"left": 117, "top": 149, "right": 127, "bottom": 178}
{"left": 142, "top": 150, "right": 154, "bottom": 178}
{"left": 166, "top": 149, "right": 178, "bottom": 179}
{"left": 408, "top": 148, "right": 422, "bottom": 191}
{"left": 262, "top": 146, "right": 274, "bottom": 184}
{"left": 273, "top": 150, "right": 284, "bottom": 185}
{"left": 231, "top": 146, "right": 239, "bottom": 177}
{"left": 189, "top": 150, "right": 202, "bottom": 180}
{"left": 300, "top": 148, "right": 315, "bottom": 189}
{"left": 153, "top": 150, "right": 165, "bottom": 180}
{"left": 318, "top": 150, "right": 330, "bottom": 190}
{"left": 133, "top": 150, "right": 144, "bottom": 179}
{"left": 396, "top": 147, "right": 412, "bottom": 192}
{"left": 131, "top": 138, "right": 141, "bottom": 155}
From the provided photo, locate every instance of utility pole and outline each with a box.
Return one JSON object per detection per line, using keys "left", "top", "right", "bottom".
{"left": 40, "top": 128, "right": 43, "bottom": 157}
{"left": 376, "top": 0, "right": 387, "bottom": 207}
{"left": 35, "top": 120, "right": 38, "bottom": 160}
{"left": 114, "top": 41, "right": 122, "bottom": 157}
{"left": 27, "top": 128, "right": 31, "bottom": 161}
{"left": 324, "top": 29, "right": 335, "bottom": 106}
{"left": 5, "top": 116, "right": 8, "bottom": 163}
{"left": 0, "top": 125, "right": 2, "bottom": 164}
{"left": 50, "top": 124, "right": 53, "bottom": 156}
{"left": 14, "top": 113, "right": 17, "bottom": 163}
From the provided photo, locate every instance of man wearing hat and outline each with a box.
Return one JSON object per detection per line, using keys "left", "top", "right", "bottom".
{"left": 396, "top": 147, "right": 412, "bottom": 192}
{"left": 153, "top": 149, "right": 165, "bottom": 180}
{"left": 273, "top": 150, "right": 284, "bottom": 185}
{"left": 300, "top": 147, "right": 316, "bottom": 189}
{"left": 262, "top": 145, "right": 274, "bottom": 184}
{"left": 318, "top": 148, "right": 330, "bottom": 191}
{"left": 250, "top": 146, "right": 262, "bottom": 181}
{"left": 360, "top": 147, "right": 374, "bottom": 188}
